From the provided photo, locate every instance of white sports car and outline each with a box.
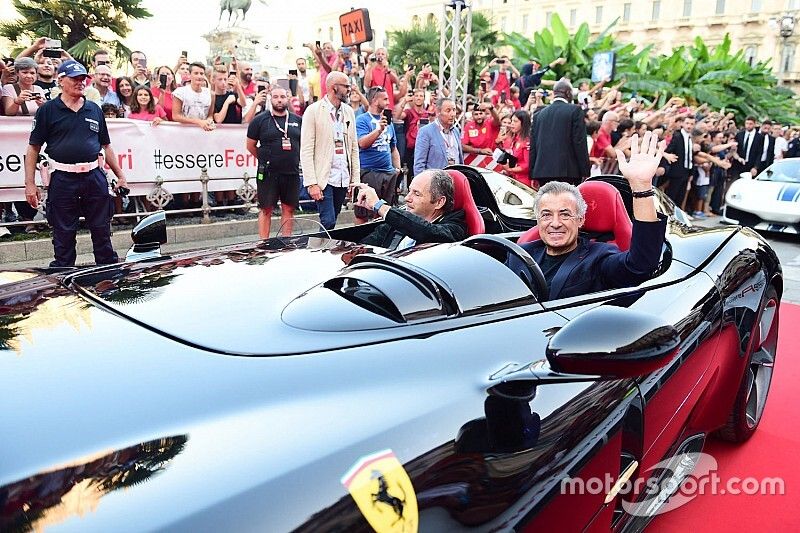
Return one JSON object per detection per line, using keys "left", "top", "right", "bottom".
{"left": 723, "top": 158, "right": 800, "bottom": 234}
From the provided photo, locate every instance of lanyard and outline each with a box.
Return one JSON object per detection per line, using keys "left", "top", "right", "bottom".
{"left": 273, "top": 113, "right": 289, "bottom": 138}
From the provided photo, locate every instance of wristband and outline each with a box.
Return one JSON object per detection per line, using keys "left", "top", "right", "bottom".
{"left": 631, "top": 188, "right": 656, "bottom": 198}
{"left": 373, "top": 199, "right": 386, "bottom": 214}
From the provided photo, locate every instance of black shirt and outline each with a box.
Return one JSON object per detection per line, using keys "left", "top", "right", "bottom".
{"left": 539, "top": 251, "right": 571, "bottom": 288}
{"left": 214, "top": 91, "right": 242, "bottom": 124}
{"left": 29, "top": 96, "right": 110, "bottom": 163}
{"left": 246, "top": 111, "right": 302, "bottom": 174}
{"left": 35, "top": 80, "right": 57, "bottom": 100}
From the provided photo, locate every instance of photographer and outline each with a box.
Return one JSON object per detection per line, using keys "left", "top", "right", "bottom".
{"left": 479, "top": 56, "right": 520, "bottom": 104}
{"left": 2, "top": 57, "right": 46, "bottom": 116}
{"left": 355, "top": 86, "right": 401, "bottom": 224}
{"left": 364, "top": 48, "right": 399, "bottom": 110}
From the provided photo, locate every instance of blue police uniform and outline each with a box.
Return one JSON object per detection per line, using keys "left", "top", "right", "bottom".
{"left": 29, "top": 65, "right": 117, "bottom": 267}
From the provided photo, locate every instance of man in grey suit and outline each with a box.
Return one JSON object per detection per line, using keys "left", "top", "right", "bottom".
{"left": 413, "top": 98, "right": 464, "bottom": 176}
{"left": 529, "top": 79, "right": 590, "bottom": 186}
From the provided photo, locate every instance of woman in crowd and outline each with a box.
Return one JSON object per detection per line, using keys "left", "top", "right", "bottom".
{"left": 128, "top": 85, "right": 166, "bottom": 125}
{"left": 495, "top": 115, "right": 513, "bottom": 150}
{"left": 498, "top": 109, "right": 532, "bottom": 188}
{"left": 1, "top": 57, "right": 46, "bottom": 116}
{"left": 151, "top": 65, "right": 177, "bottom": 120}
{"left": 115, "top": 76, "right": 135, "bottom": 116}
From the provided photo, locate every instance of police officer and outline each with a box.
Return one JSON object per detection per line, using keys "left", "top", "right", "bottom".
{"left": 245, "top": 86, "right": 302, "bottom": 238}
{"left": 24, "top": 59, "right": 128, "bottom": 267}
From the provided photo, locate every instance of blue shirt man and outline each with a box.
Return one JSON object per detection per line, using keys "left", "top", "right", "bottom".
{"left": 25, "top": 60, "right": 129, "bottom": 267}
{"left": 354, "top": 86, "right": 401, "bottom": 223}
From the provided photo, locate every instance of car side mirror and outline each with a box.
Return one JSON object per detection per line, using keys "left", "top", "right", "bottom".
{"left": 126, "top": 211, "right": 167, "bottom": 262}
{"left": 546, "top": 306, "right": 680, "bottom": 379}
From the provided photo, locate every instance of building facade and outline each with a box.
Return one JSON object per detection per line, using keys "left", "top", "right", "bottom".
{"left": 309, "top": 0, "right": 800, "bottom": 90}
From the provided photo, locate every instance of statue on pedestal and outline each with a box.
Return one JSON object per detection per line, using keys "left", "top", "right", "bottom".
{"left": 218, "top": 0, "right": 268, "bottom": 27}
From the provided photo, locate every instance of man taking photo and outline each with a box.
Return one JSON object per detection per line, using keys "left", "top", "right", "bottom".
{"left": 357, "top": 169, "right": 467, "bottom": 249}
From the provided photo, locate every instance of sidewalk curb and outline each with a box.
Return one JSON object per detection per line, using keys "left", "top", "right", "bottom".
{"left": 0, "top": 210, "right": 355, "bottom": 263}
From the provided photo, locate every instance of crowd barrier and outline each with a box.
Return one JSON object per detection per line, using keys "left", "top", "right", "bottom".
{"left": 0, "top": 117, "right": 258, "bottom": 203}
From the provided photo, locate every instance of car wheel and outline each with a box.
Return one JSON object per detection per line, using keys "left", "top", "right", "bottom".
{"left": 716, "top": 284, "right": 779, "bottom": 442}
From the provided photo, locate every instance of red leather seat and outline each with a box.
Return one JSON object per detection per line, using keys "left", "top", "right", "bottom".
{"left": 517, "top": 181, "right": 633, "bottom": 251}
{"left": 447, "top": 169, "right": 485, "bottom": 236}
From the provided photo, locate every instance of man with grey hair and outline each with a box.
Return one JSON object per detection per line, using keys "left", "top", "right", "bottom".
{"left": 413, "top": 97, "right": 463, "bottom": 176}
{"left": 529, "top": 78, "right": 590, "bottom": 186}
{"left": 520, "top": 132, "right": 668, "bottom": 300}
{"left": 356, "top": 169, "right": 467, "bottom": 249}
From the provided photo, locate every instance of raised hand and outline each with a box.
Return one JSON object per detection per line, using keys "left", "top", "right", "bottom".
{"left": 615, "top": 132, "right": 665, "bottom": 191}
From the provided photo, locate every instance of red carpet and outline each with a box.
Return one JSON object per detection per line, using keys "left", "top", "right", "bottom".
{"left": 650, "top": 303, "right": 800, "bottom": 531}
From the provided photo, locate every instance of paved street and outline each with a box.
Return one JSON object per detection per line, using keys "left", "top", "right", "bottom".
{"left": 694, "top": 216, "right": 800, "bottom": 304}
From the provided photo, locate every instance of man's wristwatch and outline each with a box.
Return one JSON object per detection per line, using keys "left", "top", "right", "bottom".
{"left": 631, "top": 188, "right": 656, "bottom": 198}
{"left": 373, "top": 200, "right": 386, "bottom": 214}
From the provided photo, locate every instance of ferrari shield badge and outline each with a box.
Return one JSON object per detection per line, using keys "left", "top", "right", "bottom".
{"left": 341, "top": 449, "right": 418, "bottom": 533}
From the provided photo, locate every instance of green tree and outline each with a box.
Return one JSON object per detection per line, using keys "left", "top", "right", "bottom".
{"left": 0, "top": 0, "right": 152, "bottom": 64}
{"left": 388, "top": 12, "right": 500, "bottom": 91}
{"left": 502, "top": 13, "right": 799, "bottom": 123}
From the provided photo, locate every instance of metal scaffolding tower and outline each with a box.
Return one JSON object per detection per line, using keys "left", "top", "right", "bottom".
{"left": 438, "top": 1, "right": 472, "bottom": 120}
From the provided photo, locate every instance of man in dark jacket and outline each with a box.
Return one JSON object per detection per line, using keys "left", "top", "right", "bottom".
{"left": 529, "top": 79, "right": 590, "bottom": 186}
{"left": 520, "top": 132, "right": 668, "bottom": 300}
{"left": 357, "top": 169, "right": 467, "bottom": 250}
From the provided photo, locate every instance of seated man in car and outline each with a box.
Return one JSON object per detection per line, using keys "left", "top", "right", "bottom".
{"left": 356, "top": 169, "right": 468, "bottom": 250}
{"left": 520, "top": 132, "right": 668, "bottom": 300}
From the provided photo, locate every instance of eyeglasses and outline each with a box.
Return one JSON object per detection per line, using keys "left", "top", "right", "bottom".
{"left": 538, "top": 211, "right": 579, "bottom": 223}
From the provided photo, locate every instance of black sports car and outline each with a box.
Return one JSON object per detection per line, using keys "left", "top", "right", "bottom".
{"left": 0, "top": 169, "right": 782, "bottom": 532}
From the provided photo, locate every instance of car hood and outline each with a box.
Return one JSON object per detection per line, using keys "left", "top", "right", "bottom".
{"left": 65, "top": 237, "right": 393, "bottom": 356}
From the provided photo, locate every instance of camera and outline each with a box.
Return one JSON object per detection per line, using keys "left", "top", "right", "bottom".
{"left": 351, "top": 185, "right": 361, "bottom": 204}
{"left": 418, "top": 118, "right": 430, "bottom": 126}
{"left": 289, "top": 69, "right": 298, "bottom": 76}
{"left": 382, "top": 109, "right": 393, "bottom": 123}
{"left": 369, "top": 55, "right": 376, "bottom": 62}
{"left": 42, "top": 48, "right": 61, "bottom": 59}
{"left": 496, "top": 150, "right": 518, "bottom": 167}
{"left": 315, "top": 40, "right": 321, "bottom": 49}
{"left": 159, "top": 74, "right": 168, "bottom": 89}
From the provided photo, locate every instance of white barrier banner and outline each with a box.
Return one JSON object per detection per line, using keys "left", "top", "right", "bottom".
{"left": 0, "top": 117, "right": 257, "bottom": 201}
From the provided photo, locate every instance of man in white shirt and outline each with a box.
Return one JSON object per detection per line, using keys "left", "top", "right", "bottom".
{"left": 300, "top": 71, "right": 360, "bottom": 229}
{"left": 92, "top": 65, "right": 120, "bottom": 107}
{"left": 172, "top": 62, "right": 215, "bottom": 131}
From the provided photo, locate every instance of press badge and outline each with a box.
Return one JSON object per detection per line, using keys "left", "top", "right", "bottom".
{"left": 335, "top": 139, "right": 345, "bottom": 155}
{"left": 282, "top": 137, "right": 292, "bottom": 151}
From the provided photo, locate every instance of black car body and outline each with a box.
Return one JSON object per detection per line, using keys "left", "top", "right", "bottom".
{"left": 0, "top": 171, "right": 782, "bottom": 532}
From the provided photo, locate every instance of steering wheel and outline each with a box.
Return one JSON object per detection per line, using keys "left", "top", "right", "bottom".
{"left": 461, "top": 234, "right": 549, "bottom": 301}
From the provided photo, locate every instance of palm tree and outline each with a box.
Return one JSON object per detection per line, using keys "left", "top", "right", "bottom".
{"left": 0, "top": 0, "right": 152, "bottom": 64}
{"left": 388, "top": 12, "right": 500, "bottom": 91}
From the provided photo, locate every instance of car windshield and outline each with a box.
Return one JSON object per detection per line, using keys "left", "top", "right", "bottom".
{"left": 757, "top": 159, "right": 800, "bottom": 183}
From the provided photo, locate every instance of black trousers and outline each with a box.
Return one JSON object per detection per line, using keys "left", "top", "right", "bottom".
{"left": 46, "top": 168, "right": 117, "bottom": 267}
{"left": 665, "top": 173, "right": 690, "bottom": 208}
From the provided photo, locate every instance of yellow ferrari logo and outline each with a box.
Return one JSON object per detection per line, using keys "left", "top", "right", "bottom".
{"left": 341, "top": 449, "right": 418, "bottom": 533}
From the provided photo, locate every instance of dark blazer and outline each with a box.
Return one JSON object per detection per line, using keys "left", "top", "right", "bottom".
{"left": 529, "top": 100, "right": 590, "bottom": 183}
{"left": 520, "top": 215, "right": 668, "bottom": 300}
{"left": 664, "top": 131, "right": 693, "bottom": 179}
{"left": 756, "top": 135, "right": 776, "bottom": 173}
{"left": 360, "top": 208, "right": 467, "bottom": 249}
{"left": 734, "top": 129, "right": 764, "bottom": 172}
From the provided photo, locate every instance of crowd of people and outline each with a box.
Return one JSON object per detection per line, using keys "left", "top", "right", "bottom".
{"left": 2, "top": 35, "right": 799, "bottom": 241}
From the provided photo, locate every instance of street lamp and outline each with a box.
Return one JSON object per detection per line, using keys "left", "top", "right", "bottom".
{"left": 769, "top": 13, "right": 796, "bottom": 85}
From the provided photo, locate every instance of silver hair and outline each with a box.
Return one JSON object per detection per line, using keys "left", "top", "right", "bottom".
{"left": 553, "top": 78, "right": 573, "bottom": 97}
{"left": 436, "top": 97, "right": 454, "bottom": 110}
{"left": 427, "top": 169, "right": 454, "bottom": 212}
{"left": 14, "top": 57, "right": 37, "bottom": 72}
{"left": 533, "top": 181, "right": 587, "bottom": 219}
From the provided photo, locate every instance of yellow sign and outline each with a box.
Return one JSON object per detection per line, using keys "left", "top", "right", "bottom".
{"left": 341, "top": 449, "right": 418, "bottom": 533}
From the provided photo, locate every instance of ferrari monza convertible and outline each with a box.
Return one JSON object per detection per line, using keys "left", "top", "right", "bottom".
{"left": 0, "top": 168, "right": 782, "bottom": 532}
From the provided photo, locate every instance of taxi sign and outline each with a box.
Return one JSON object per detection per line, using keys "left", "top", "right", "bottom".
{"left": 340, "top": 8, "right": 373, "bottom": 46}
{"left": 341, "top": 449, "right": 418, "bottom": 533}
